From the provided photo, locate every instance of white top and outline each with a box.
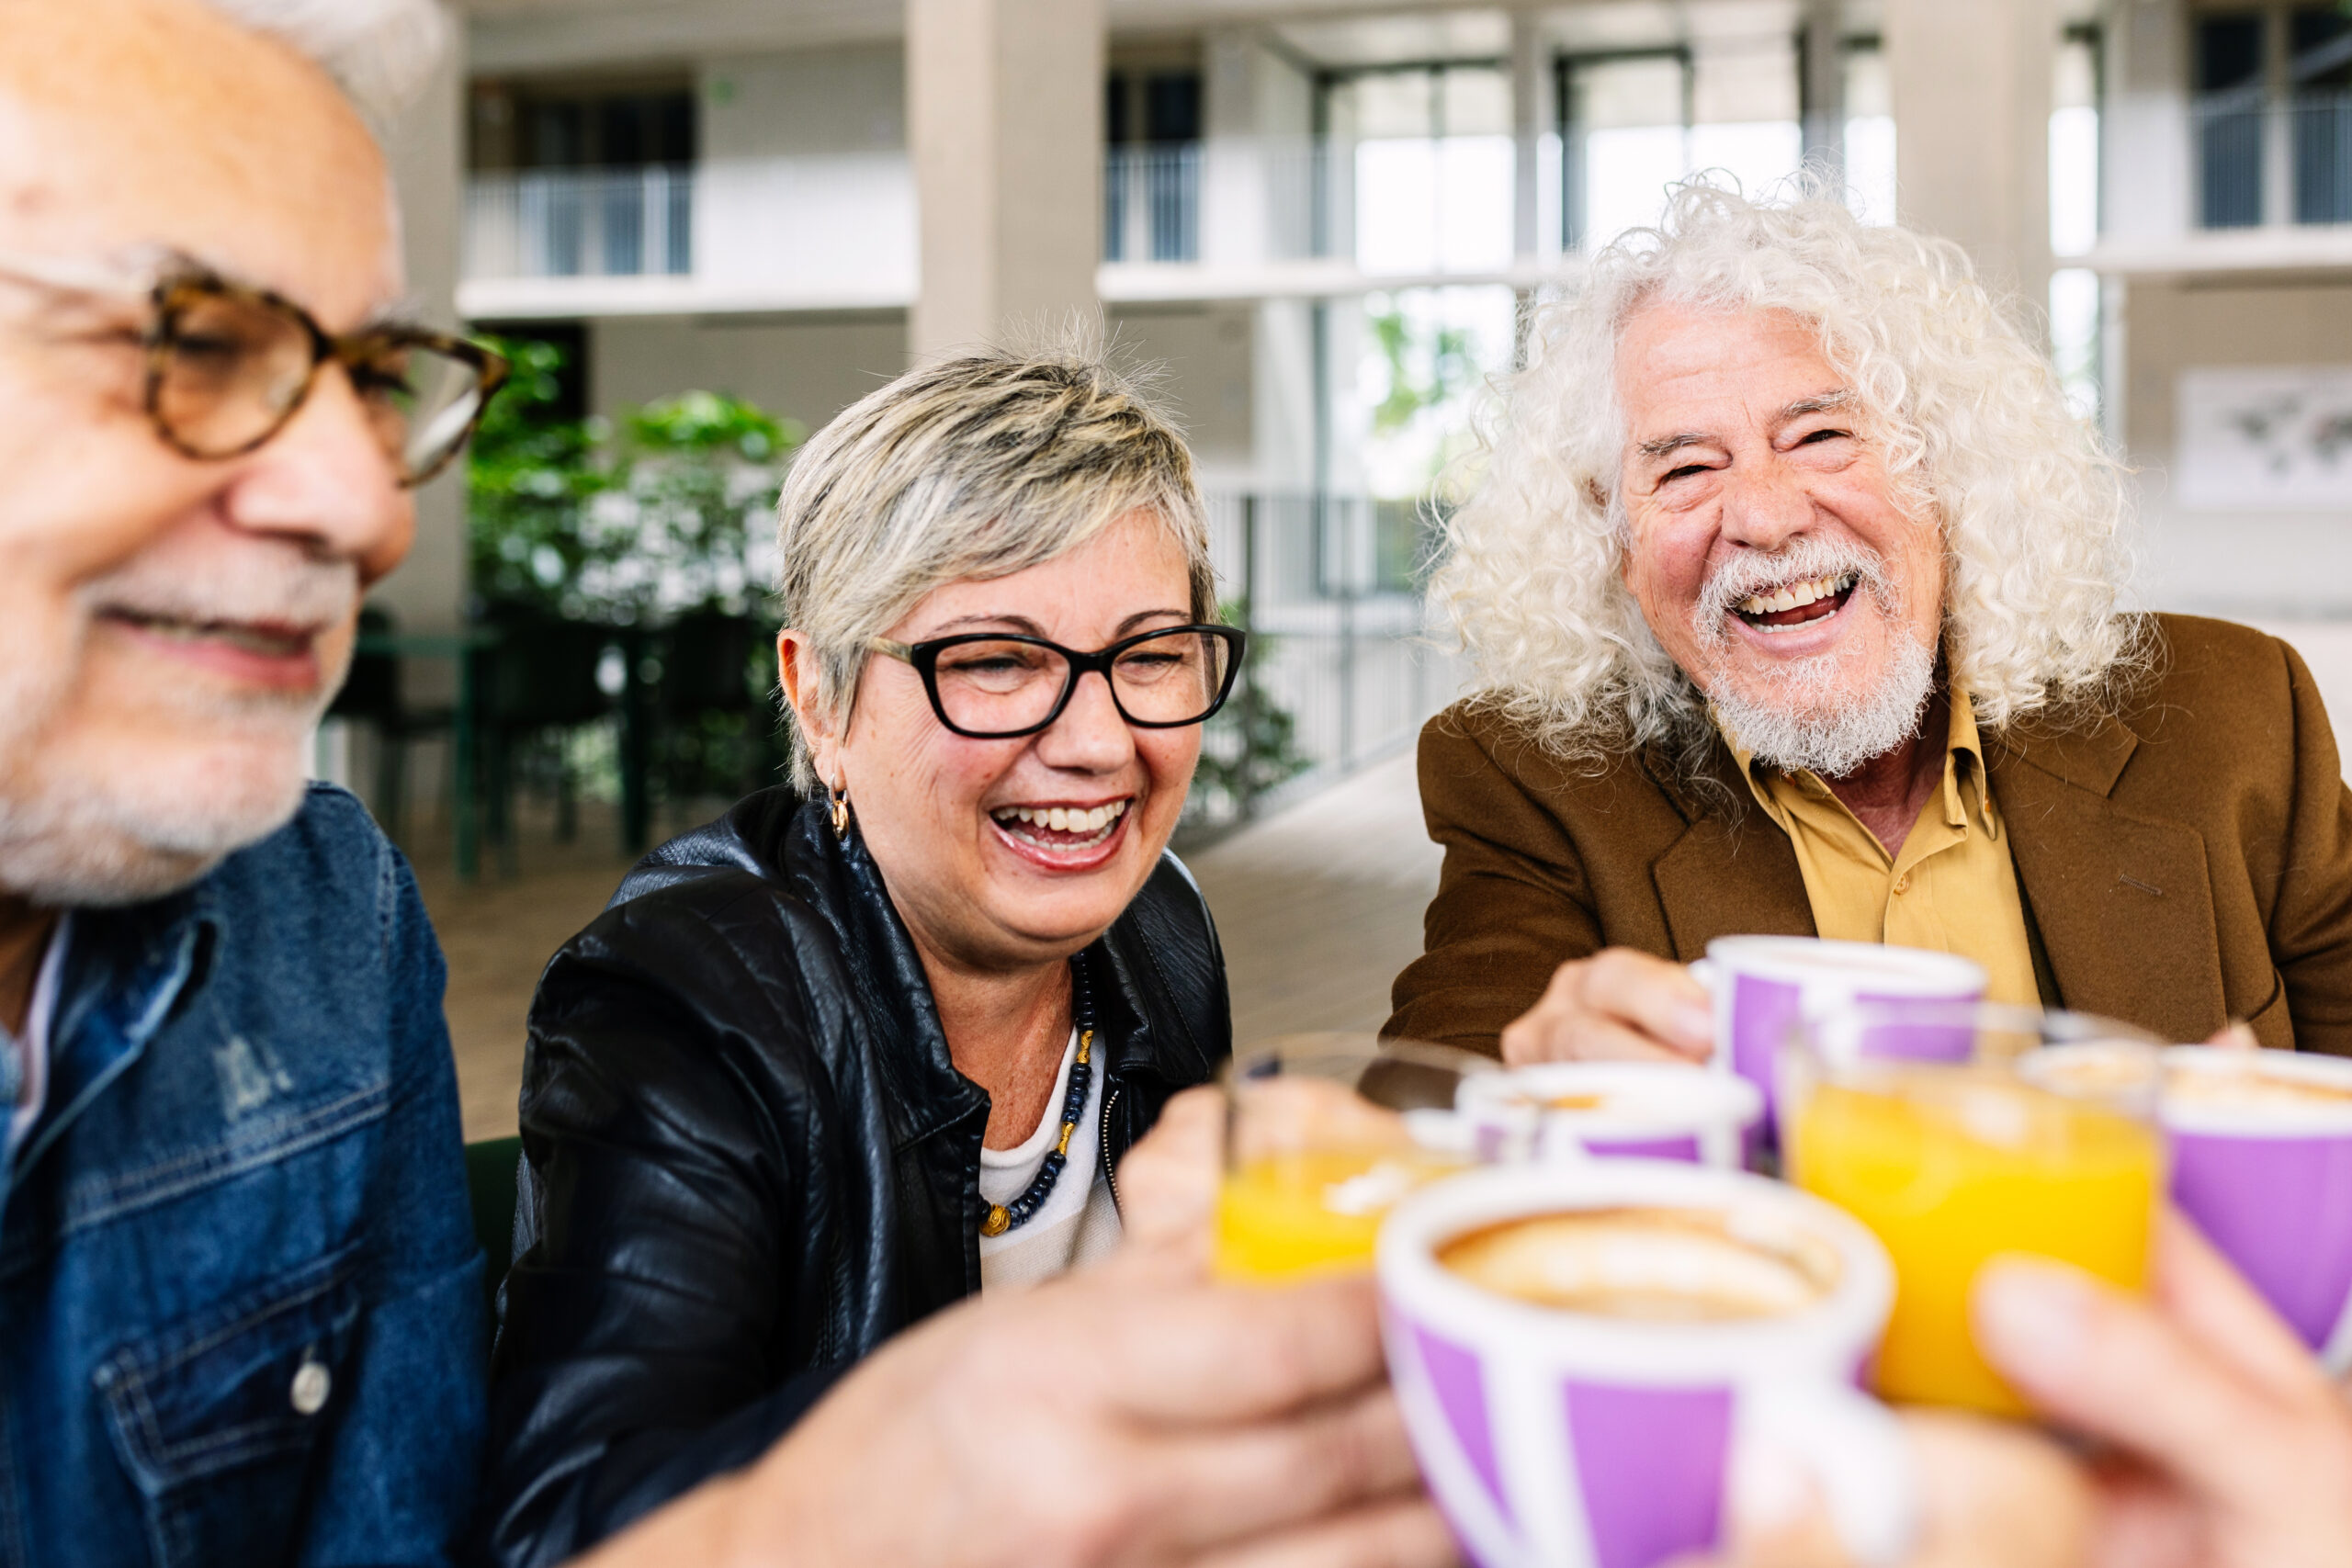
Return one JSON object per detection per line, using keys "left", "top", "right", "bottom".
{"left": 978, "top": 1025, "right": 1122, "bottom": 1290}
{"left": 6, "top": 916, "right": 71, "bottom": 1158}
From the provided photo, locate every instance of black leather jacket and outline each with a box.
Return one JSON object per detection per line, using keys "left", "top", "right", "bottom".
{"left": 472, "top": 790, "right": 1231, "bottom": 1567}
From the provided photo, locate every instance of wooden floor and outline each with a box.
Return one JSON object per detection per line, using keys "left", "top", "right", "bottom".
{"left": 417, "top": 752, "right": 1442, "bottom": 1141}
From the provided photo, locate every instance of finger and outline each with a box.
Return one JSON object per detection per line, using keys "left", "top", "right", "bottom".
{"left": 1972, "top": 1255, "right": 2286, "bottom": 1506}
{"left": 1189, "top": 1496, "right": 1461, "bottom": 1568}
{"left": 1577, "top": 949, "right": 1714, "bottom": 1059}
{"left": 1900, "top": 1410, "right": 2093, "bottom": 1568}
{"left": 1117, "top": 1085, "right": 1225, "bottom": 1249}
{"left": 1136, "top": 1386, "right": 1428, "bottom": 1555}
{"left": 2153, "top": 1209, "right": 2336, "bottom": 1405}
{"left": 1516, "top": 1010, "right": 1700, "bottom": 1066}
{"left": 1093, "top": 1274, "right": 1389, "bottom": 1426}
{"left": 2205, "top": 1021, "right": 2258, "bottom": 1050}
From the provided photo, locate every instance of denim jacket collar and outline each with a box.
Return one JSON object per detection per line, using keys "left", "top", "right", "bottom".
{"left": 14, "top": 882, "right": 212, "bottom": 1184}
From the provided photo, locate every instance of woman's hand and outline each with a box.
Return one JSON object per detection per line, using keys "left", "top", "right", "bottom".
{"left": 582, "top": 1086, "right": 1455, "bottom": 1568}
{"left": 1972, "top": 1213, "right": 2352, "bottom": 1568}
{"left": 1499, "top": 948, "right": 1714, "bottom": 1066}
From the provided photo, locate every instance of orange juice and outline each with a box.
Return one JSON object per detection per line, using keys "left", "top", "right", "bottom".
{"left": 1786, "top": 1071, "right": 2162, "bottom": 1414}
{"left": 1214, "top": 1147, "right": 1462, "bottom": 1282}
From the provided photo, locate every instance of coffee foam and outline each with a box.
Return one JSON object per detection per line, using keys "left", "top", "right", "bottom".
{"left": 2166, "top": 1060, "right": 2352, "bottom": 1112}
{"left": 1438, "top": 1206, "right": 1841, "bottom": 1322}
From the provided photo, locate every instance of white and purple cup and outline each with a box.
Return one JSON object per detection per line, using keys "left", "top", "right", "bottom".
{"left": 2160, "top": 1046, "right": 2352, "bottom": 1370}
{"left": 1695, "top": 938, "right": 1986, "bottom": 1130}
{"left": 1453, "top": 1064, "right": 1764, "bottom": 1169}
{"left": 1378, "top": 1161, "right": 1912, "bottom": 1568}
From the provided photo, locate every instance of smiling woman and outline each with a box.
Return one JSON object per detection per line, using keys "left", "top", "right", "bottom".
{"left": 476, "top": 349, "right": 1239, "bottom": 1568}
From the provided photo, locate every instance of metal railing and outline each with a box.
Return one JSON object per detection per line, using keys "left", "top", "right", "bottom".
{"left": 1184, "top": 491, "right": 1465, "bottom": 833}
{"left": 464, "top": 165, "right": 694, "bottom": 279}
{"left": 2194, "top": 92, "right": 2352, "bottom": 230}
{"left": 1104, "top": 143, "right": 1203, "bottom": 262}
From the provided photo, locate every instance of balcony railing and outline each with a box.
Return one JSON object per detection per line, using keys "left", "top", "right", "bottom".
{"left": 1104, "top": 143, "right": 1202, "bottom": 263}
{"left": 1184, "top": 491, "right": 1462, "bottom": 831}
{"left": 465, "top": 165, "right": 694, "bottom": 279}
{"left": 2195, "top": 93, "right": 2352, "bottom": 230}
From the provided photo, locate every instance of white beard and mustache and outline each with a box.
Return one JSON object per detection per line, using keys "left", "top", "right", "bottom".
{"left": 1689, "top": 536, "right": 1937, "bottom": 779}
{"left": 0, "top": 548, "right": 358, "bottom": 907}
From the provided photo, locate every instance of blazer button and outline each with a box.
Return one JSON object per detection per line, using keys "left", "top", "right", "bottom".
{"left": 1893, "top": 874, "right": 1913, "bottom": 895}
{"left": 290, "top": 1358, "right": 332, "bottom": 1416}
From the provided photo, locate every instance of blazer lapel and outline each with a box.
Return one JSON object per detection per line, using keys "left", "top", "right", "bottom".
{"left": 1646, "top": 742, "right": 1817, "bottom": 962}
{"left": 1988, "top": 718, "right": 2228, "bottom": 1037}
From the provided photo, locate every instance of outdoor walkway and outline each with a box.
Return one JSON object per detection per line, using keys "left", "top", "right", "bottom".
{"left": 424, "top": 751, "right": 1442, "bottom": 1140}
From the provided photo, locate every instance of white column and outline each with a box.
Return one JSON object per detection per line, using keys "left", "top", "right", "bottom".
{"left": 377, "top": 28, "right": 468, "bottom": 636}
{"left": 907, "top": 0, "right": 1105, "bottom": 361}
{"left": 1800, "top": 0, "right": 1844, "bottom": 185}
{"left": 1511, "top": 11, "right": 1544, "bottom": 265}
{"left": 1886, "top": 0, "right": 2058, "bottom": 313}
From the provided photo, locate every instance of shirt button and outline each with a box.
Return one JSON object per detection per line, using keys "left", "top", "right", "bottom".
{"left": 290, "top": 1358, "right": 332, "bottom": 1416}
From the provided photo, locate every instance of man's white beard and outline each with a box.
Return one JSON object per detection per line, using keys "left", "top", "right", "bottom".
{"left": 0, "top": 557, "right": 353, "bottom": 908}
{"left": 1691, "top": 537, "right": 1937, "bottom": 780}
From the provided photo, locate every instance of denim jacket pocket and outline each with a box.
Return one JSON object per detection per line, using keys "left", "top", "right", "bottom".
{"left": 95, "top": 1246, "right": 365, "bottom": 1568}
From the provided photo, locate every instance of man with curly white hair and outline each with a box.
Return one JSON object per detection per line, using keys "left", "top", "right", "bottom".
{"left": 1388, "top": 183, "right": 2352, "bottom": 1063}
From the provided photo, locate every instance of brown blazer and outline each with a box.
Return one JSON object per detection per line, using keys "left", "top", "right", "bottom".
{"left": 1386, "top": 615, "right": 2352, "bottom": 1057}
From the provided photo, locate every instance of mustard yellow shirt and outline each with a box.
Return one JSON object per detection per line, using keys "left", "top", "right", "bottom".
{"left": 1723, "top": 689, "right": 2041, "bottom": 1010}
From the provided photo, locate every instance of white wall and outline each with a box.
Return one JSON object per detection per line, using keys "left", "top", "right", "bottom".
{"left": 1106, "top": 302, "right": 1257, "bottom": 482}
{"left": 2122, "top": 276, "right": 2352, "bottom": 617}
{"left": 592, "top": 313, "right": 910, "bottom": 433}
{"left": 697, "top": 48, "right": 916, "bottom": 305}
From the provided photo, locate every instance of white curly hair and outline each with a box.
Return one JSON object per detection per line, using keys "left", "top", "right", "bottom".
{"left": 1430, "top": 179, "right": 2138, "bottom": 772}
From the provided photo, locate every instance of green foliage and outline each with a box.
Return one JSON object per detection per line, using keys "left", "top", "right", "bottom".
{"left": 466, "top": 338, "right": 806, "bottom": 623}
{"left": 1368, "top": 305, "right": 1479, "bottom": 437}
{"left": 466, "top": 337, "right": 611, "bottom": 616}
{"left": 1190, "top": 600, "right": 1311, "bottom": 818}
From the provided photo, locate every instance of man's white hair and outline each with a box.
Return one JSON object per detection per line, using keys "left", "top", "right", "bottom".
{"left": 201, "top": 0, "right": 451, "bottom": 122}
{"left": 1430, "top": 179, "right": 2140, "bottom": 770}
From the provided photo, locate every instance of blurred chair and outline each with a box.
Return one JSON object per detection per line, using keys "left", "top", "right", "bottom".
{"left": 654, "top": 610, "right": 786, "bottom": 811}
{"left": 464, "top": 1134, "right": 522, "bottom": 1336}
{"left": 474, "top": 604, "right": 618, "bottom": 874}
{"left": 328, "top": 605, "right": 454, "bottom": 843}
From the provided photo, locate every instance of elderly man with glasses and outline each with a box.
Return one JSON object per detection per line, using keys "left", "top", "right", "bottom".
{"left": 0, "top": 0, "right": 504, "bottom": 1563}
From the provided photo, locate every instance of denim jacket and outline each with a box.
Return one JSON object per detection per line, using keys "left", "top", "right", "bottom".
{"left": 0, "top": 785, "right": 485, "bottom": 1568}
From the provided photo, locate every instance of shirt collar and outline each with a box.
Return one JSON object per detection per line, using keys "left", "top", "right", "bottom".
{"left": 1719, "top": 684, "right": 1995, "bottom": 835}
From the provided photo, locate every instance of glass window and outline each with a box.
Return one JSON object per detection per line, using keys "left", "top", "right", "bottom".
{"left": 2196, "top": 14, "right": 2267, "bottom": 228}
{"left": 2291, "top": 5, "right": 2352, "bottom": 222}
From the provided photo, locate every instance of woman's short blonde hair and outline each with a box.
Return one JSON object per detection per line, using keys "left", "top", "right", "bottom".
{"left": 775, "top": 347, "right": 1216, "bottom": 790}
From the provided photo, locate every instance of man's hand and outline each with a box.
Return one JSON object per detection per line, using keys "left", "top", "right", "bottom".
{"left": 1499, "top": 948, "right": 1714, "bottom": 1066}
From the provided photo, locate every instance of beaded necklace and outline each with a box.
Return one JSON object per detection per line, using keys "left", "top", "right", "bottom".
{"left": 979, "top": 956, "right": 1096, "bottom": 1238}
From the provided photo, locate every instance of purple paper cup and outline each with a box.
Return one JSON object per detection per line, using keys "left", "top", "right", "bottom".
{"left": 1694, "top": 939, "right": 1987, "bottom": 1134}
{"left": 1454, "top": 1064, "right": 1764, "bottom": 1169}
{"left": 1378, "top": 1162, "right": 1912, "bottom": 1568}
{"left": 2160, "top": 1046, "right": 2352, "bottom": 1370}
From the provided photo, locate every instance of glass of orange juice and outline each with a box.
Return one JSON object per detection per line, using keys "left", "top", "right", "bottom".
{"left": 1779, "top": 1003, "right": 2165, "bottom": 1416}
{"left": 1213, "top": 1034, "right": 1489, "bottom": 1283}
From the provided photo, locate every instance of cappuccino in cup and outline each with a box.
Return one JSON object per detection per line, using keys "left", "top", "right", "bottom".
{"left": 1379, "top": 1162, "right": 1912, "bottom": 1568}
{"left": 2159, "top": 1046, "right": 2352, "bottom": 1370}
{"left": 1438, "top": 1206, "right": 1839, "bottom": 1322}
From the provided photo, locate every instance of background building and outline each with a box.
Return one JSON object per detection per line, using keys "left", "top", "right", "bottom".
{"left": 358, "top": 0, "right": 2352, "bottom": 1132}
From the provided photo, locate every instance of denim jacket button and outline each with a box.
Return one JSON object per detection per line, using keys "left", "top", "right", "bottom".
{"left": 290, "top": 1358, "right": 331, "bottom": 1416}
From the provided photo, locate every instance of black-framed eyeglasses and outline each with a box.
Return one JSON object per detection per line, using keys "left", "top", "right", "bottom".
{"left": 0, "top": 251, "right": 510, "bottom": 488}
{"left": 869, "top": 625, "right": 1248, "bottom": 739}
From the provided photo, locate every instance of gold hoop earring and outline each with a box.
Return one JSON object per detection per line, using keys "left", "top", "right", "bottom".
{"left": 828, "top": 782, "right": 851, "bottom": 840}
